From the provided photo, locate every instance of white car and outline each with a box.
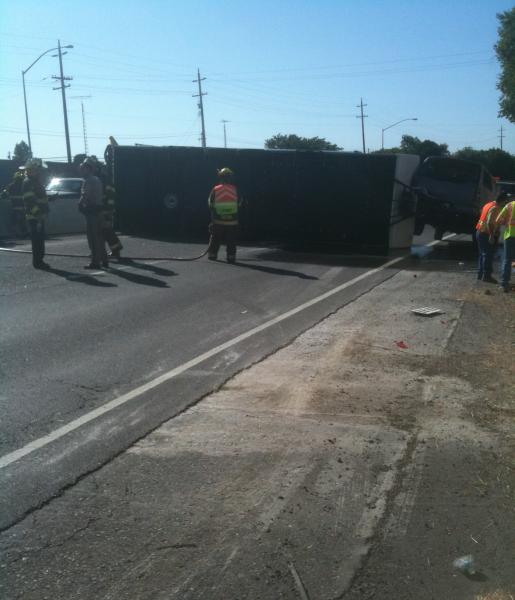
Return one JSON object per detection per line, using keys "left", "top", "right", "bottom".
{"left": 45, "top": 177, "right": 86, "bottom": 235}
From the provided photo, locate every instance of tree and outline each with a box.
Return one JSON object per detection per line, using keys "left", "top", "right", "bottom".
{"left": 399, "top": 135, "right": 449, "bottom": 159}
{"left": 13, "top": 141, "right": 31, "bottom": 163}
{"left": 495, "top": 8, "right": 515, "bottom": 122}
{"left": 265, "top": 134, "right": 341, "bottom": 151}
{"left": 454, "top": 147, "right": 515, "bottom": 179}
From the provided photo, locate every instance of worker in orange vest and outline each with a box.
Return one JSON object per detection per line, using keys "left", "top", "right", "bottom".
{"left": 475, "top": 192, "right": 508, "bottom": 283}
{"left": 207, "top": 167, "right": 240, "bottom": 263}
{"left": 495, "top": 193, "right": 515, "bottom": 292}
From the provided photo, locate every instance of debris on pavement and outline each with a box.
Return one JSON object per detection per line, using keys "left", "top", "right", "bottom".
{"left": 411, "top": 307, "right": 444, "bottom": 316}
{"left": 453, "top": 555, "right": 477, "bottom": 576}
{"left": 394, "top": 340, "right": 409, "bottom": 349}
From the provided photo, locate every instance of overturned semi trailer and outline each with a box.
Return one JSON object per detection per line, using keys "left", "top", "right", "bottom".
{"left": 110, "top": 145, "right": 419, "bottom": 254}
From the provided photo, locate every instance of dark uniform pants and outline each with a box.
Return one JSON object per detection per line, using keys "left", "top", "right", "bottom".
{"left": 208, "top": 223, "right": 238, "bottom": 260}
{"left": 29, "top": 219, "right": 46, "bottom": 267}
{"left": 86, "top": 214, "right": 108, "bottom": 266}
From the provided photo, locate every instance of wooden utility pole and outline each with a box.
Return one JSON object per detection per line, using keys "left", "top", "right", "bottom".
{"left": 193, "top": 69, "right": 207, "bottom": 148}
{"left": 356, "top": 98, "right": 368, "bottom": 153}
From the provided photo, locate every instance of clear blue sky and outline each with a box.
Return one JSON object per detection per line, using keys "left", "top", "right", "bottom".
{"left": 1, "top": 0, "right": 514, "bottom": 161}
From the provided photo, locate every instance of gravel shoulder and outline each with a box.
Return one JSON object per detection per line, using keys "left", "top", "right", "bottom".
{"left": 1, "top": 257, "right": 514, "bottom": 600}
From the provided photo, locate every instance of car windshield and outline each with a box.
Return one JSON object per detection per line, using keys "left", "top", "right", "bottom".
{"left": 46, "top": 179, "right": 82, "bottom": 194}
{"left": 418, "top": 159, "right": 481, "bottom": 184}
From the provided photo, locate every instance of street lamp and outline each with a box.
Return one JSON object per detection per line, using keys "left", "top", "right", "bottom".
{"left": 381, "top": 118, "right": 418, "bottom": 151}
{"left": 22, "top": 43, "right": 73, "bottom": 157}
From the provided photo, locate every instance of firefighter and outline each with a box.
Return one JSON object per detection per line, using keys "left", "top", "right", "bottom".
{"left": 1, "top": 167, "right": 28, "bottom": 237}
{"left": 79, "top": 158, "right": 108, "bottom": 269}
{"left": 22, "top": 158, "right": 50, "bottom": 269}
{"left": 98, "top": 164, "right": 123, "bottom": 258}
{"left": 475, "top": 192, "right": 507, "bottom": 283}
{"left": 495, "top": 193, "right": 515, "bottom": 293}
{"left": 207, "top": 167, "right": 240, "bottom": 263}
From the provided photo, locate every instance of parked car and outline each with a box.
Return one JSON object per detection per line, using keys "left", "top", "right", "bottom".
{"left": 45, "top": 177, "right": 86, "bottom": 235}
{"left": 413, "top": 157, "right": 496, "bottom": 241}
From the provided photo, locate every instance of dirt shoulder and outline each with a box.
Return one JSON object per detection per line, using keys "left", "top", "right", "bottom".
{"left": 1, "top": 261, "right": 514, "bottom": 600}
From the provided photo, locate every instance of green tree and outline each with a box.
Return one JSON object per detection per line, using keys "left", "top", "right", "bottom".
{"left": 495, "top": 7, "right": 515, "bottom": 122}
{"left": 265, "top": 134, "right": 341, "bottom": 151}
{"left": 13, "top": 141, "right": 31, "bottom": 163}
{"left": 454, "top": 147, "right": 515, "bottom": 179}
{"left": 399, "top": 135, "right": 449, "bottom": 159}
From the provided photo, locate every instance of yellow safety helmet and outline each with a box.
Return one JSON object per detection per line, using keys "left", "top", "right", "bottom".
{"left": 218, "top": 167, "right": 234, "bottom": 177}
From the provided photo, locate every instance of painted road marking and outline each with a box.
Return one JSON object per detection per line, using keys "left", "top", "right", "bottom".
{"left": 0, "top": 234, "right": 456, "bottom": 470}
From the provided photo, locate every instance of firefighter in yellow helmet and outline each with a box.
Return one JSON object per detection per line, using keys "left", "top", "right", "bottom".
{"left": 22, "top": 158, "right": 50, "bottom": 269}
{"left": 1, "top": 167, "right": 28, "bottom": 237}
{"left": 207, "top": 167, "right": 241, "bottom": 263}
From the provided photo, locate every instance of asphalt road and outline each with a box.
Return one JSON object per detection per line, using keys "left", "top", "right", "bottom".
{"left": 0, "top": 234, "right": 415, "bottom": 528}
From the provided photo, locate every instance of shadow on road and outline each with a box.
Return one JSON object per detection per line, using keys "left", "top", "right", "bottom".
{"left": 107, "top": 266, "right": 170, "bottom": 288}
{"left": 47, "top": 267, "right": 118, "bottom": 288}
{"left": 116, "top": 258, "right": 177, "bottom": 277}
{"left": 231, "top": 259, "right": 319, "bottom": 280}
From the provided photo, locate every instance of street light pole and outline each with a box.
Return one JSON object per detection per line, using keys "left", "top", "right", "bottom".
{"left": 22, "top": 71, "right": 32, "bottom": 155}
{"left": 381, "top": 118, "right": 418, "bottom": 150}
{"left": 21, "top": 43, "right": 73, "bottom": 158}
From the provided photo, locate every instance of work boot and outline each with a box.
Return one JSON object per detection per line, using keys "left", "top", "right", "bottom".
{"left": 109, "top": 250, "right": 121, "bottom": 259}
{"left": 227, "top": 255, "right": 236, "bottom": 264}
{"left": 483, "top": 275, "right": 497, "bottom": 284}
{"left": 208, "top": 255, "right": 217, "bottom": 261}
{"left": 102, "top": 261, "right": 109, "bottom": 268}
{"left": 34, "top": 261, "right": 50, "bottom": 270}
{"left": 84, "top": 263, "right": 101, "bottom": 270}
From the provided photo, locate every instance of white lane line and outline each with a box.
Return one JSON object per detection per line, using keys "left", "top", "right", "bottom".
{"left": 0, "top": 255, "right": 405, "bottom": 469}
{"left": 0, "top": 235, "right": 457, "bottom": 470}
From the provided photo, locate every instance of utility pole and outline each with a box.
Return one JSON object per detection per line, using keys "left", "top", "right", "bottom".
{"left": 221, "top": 119, "right": 229, "bottom": 148}
{"left": 356, "top": 98, "right": 368, "bottom": 153}
{"left": 498, "top": 124, "right": 505, "bottom": 151}
{"left": 193, "top": 69, "right": 207, "bottom": 148}
{"left": 71, "top": 95, "right": 92, "bottom": 154}
{"left": 52, "top": 40, "right": 73, "bottom": 163}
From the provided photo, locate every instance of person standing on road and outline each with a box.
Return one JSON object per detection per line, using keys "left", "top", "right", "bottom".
{"left": 98, "top": 165, "right": 123, "bottom": 259}
{"left": 475, "top": 192, "right": 507, "bottom": 283}
{"left": 207, "top": 167, "right": 240, "bottom": 263}
{"left": 79, "top": 158, "right": 108, "bottom": 269}
{"left": 495, "top": 193, "right": 515, "bottom": 293}
{"left": 1, "top": 167, "right": 28, "bottom": 238}
{"left": 22, "top": 158, "right": 50, "bottom": 270}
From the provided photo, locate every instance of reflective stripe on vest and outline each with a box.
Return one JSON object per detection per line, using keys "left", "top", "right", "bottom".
{"left": 213, "top": 184, "right": 238, "bottom": 219}
{"left": 502, "top": 201, "right": 515, "bottom": 240}
{"left": 476, "top": 201, "right": 498, "bottom": 233}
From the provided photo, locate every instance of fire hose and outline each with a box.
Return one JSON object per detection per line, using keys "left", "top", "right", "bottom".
{"left": 0, "top": 246, "right": 209, "bottom": 262}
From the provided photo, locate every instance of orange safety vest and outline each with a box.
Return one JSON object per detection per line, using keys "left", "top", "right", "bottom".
{"left": 476, "top": 201, "right": 500, "bottom": 234}
{"left": 211, "top": 184, "right": 238, "bottom": 223}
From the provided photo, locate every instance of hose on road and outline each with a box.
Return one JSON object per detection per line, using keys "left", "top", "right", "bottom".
{"left": 0, "top": 246, "right": 209, "bottom": 262}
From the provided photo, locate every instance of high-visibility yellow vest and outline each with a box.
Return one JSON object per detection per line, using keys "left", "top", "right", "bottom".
{"left": 476, "top": 201, "right": 500, "bottom": 234}
{"left": 211, "top": 184, "right": 238, "bottom": 223}
{"left": 496, "top": 201, "right": 515, "bottom": 240}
